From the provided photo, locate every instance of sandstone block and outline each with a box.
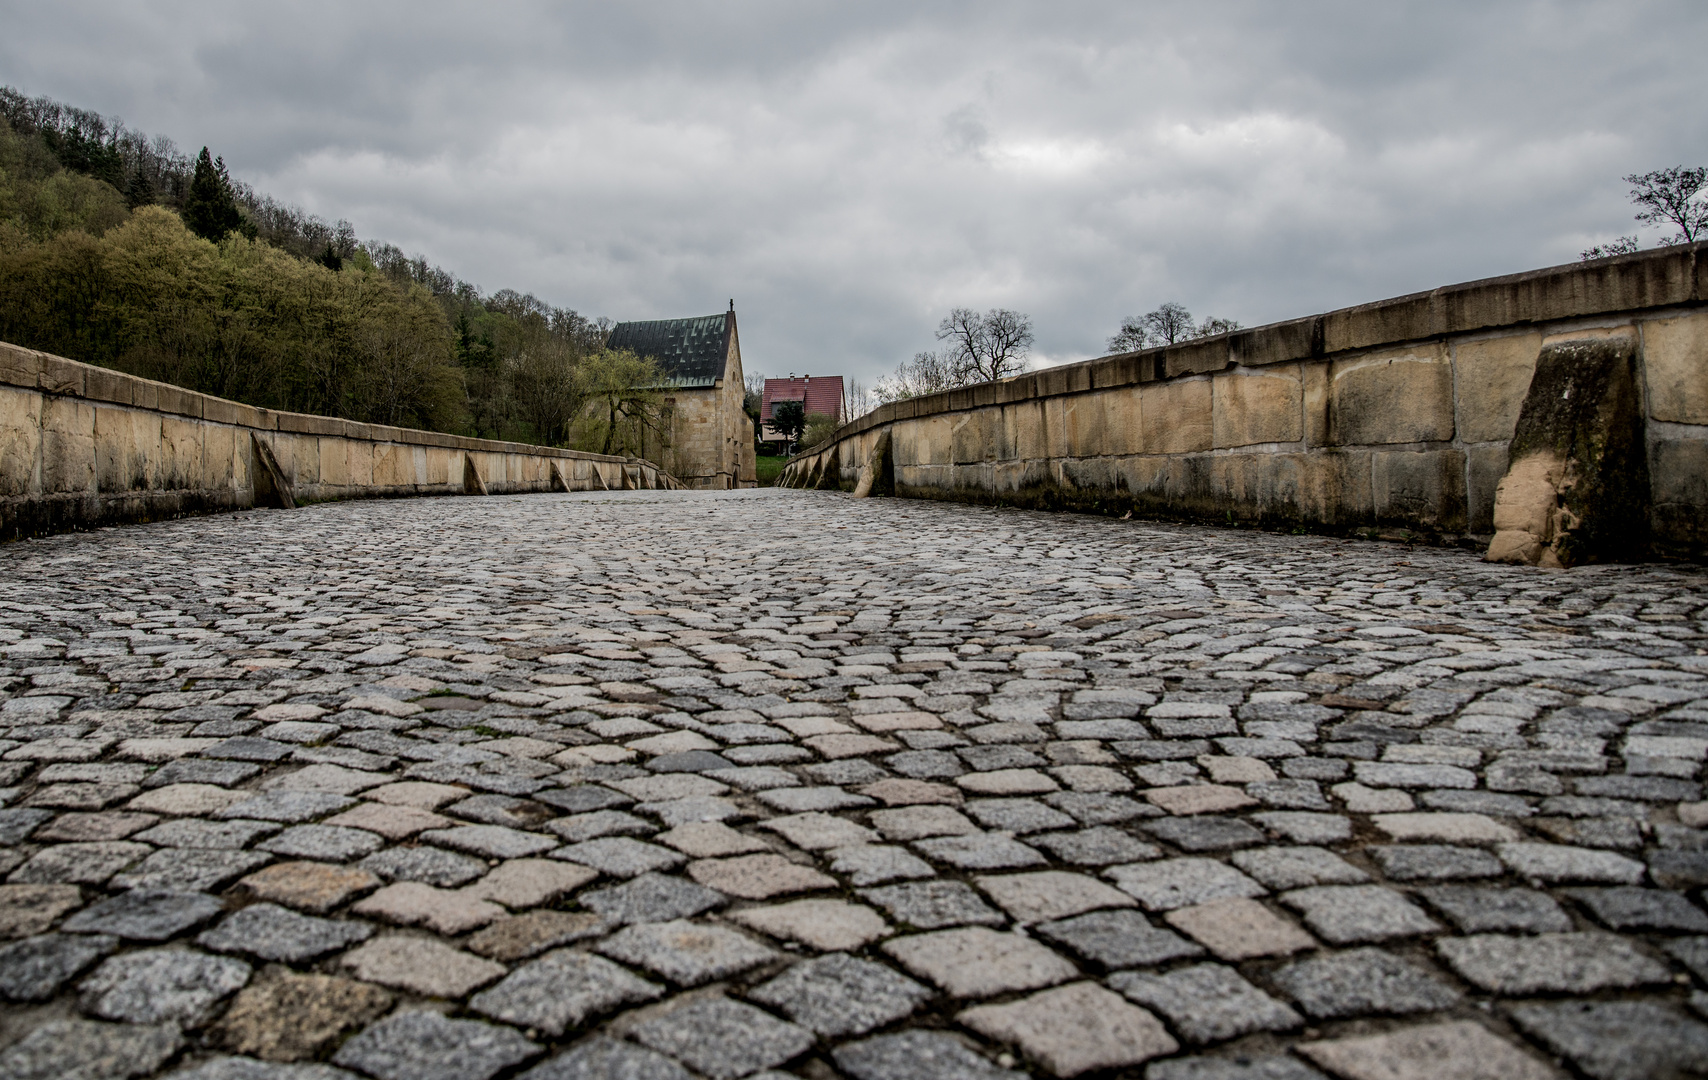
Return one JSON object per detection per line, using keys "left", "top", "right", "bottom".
{"left": 1650, "top": 437, "right": 1708, "bottom": 551}
{"left": 39, "top": 395, "right": 96, "bottom": 495}
{"left": 1372, "top": 449, "right": 1466, "bottom": 531}
{"left": 1140, "top": 378, "right": 1212, "bottom": 454}
{"left": 1642, "top": 311, "right": 1708, "bottom": 424}
{"left": 1486, "top": 336, "right": 1649, "bottom": 565}
{"left": 1331, "top": 345, "right": 1453, "bottom": 445}
{"left": 1213, "top": 367, "right": 1303, "bottom": 449}
{"left": 1466, "top": 442, "right": 1510, "bottom": 533}
{"left": 0, "top": 385, "right": 42, "bottom": 498}
{"left": 1456, "top": 332, "right": 1543, "bottom": 442}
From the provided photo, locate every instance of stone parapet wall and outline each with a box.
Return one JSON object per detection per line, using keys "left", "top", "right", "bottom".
{"left": 0, "top": 342, "right": 679, "bottom": 539}
{"left": 783, "top": 244, "right": 1708, "bottom": 559}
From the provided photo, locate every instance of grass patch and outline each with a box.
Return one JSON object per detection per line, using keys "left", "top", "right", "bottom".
{"left": 755, "top": 455, "right": 788, "bottom": 486}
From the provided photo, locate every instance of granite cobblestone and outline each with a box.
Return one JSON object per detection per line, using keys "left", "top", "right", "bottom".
{"left": 2, "top": 488, "right": 1706, "bottom": 1077}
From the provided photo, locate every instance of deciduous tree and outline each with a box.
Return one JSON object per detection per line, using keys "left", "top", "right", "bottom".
{"left": 936, "top": 307, "right": 1033, "bottom": 383}
{"left": 1626, "top": 166, "right": 1707, "bottom": 245}
{"left": 574, "top": 347, "right": 669, "bottom": 458}
{"left": 1108, "top": 304, "right": 1241, "bottom": 352}
{"left": 875, "top": 350, "right": 964, "bottom": 402}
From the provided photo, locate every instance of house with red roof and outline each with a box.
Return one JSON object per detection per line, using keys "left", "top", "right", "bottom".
{"left": 760, "top": 376, "right": 845, "bottom": 446}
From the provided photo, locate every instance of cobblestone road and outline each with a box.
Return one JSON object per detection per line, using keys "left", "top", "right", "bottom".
{"left": 2, "top": 488, "right": 1708, "bottom": 1080}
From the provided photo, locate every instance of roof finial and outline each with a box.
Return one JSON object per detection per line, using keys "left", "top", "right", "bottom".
{"left": 728, "top": 298, "right": 734, "bottom": 312}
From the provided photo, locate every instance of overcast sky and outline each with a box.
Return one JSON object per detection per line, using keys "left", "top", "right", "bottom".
{"left": 3, "top": 1, "right": 1704, "bottom": 382}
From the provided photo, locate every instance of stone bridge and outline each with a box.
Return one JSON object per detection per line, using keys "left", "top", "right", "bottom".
{"left": 782, "top": 244, "right": 1708, "bottom": 569}
{"left": 1, "top": 487, "right": 1706, "bottom": 1080}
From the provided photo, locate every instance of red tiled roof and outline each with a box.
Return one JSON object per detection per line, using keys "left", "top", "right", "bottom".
{"left": 761, "top": 376, "right": 844, "bottom": 421}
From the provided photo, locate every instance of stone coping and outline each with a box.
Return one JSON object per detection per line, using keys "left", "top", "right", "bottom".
{"left": 0, "top": 340, "right": 645, "bottom": 465}
{"left": 804, "top": 242, "right": 1707, "bottom": 457}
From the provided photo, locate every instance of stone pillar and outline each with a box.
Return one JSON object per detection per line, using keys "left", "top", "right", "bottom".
{"left": 1486, "top": 334, "right": 1649, "bottom": 567}
{"left": 851, "top": 431, "right": 894, "bottom": 498}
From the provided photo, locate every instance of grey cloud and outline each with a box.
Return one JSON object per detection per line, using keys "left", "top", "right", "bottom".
{"left": 1, "top": 0, "right": 1704, "bottom": 381}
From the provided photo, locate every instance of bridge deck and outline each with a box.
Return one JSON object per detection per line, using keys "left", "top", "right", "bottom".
{"left": 1, "top": 489, "right": 1706, "bottom": 1079}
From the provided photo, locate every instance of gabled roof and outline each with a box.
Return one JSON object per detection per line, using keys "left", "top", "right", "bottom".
{"left": 606, "top": 311, "right": 733, "bottom": 387}
{"left": 762, "top": 376, "right": 844, "bottom": 421}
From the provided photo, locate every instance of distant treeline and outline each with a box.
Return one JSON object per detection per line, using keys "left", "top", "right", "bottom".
{"left": 0, "top": 87, "right": 660, "bottom": 451}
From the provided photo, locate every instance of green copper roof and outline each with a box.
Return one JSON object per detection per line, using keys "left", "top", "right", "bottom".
{"left": 606, "top": 311, "right": 732, "bottom": 386}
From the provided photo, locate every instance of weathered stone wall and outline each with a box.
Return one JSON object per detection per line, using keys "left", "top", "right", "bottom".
{"left": 782, "top": 244, "right": 1708, "bottom": 560}
{"left": 0, "top": 341, "right": 679, "bottom": 540}
{"left": 665, "top": 376, "right": 756, "bottom": 490}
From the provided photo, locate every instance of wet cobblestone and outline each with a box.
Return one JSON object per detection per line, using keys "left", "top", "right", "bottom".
{"left": 1, "top": 487, "right": 1707, "bottom": 1078}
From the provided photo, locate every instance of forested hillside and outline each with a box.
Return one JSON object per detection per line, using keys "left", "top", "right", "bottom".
{"left": 0, "top": 88, "right": 658, "bottom": 450}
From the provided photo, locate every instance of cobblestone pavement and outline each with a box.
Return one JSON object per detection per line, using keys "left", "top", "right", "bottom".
{"left": 2, "top": 488, "right": 1708, "bottom": 1080}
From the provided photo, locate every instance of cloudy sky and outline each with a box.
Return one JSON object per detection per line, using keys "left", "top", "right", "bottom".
{"left": 3, "top": 1, "right": 1704, "bottom": 382}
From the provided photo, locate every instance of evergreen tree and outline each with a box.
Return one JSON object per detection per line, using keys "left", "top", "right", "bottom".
{"left": 125, "top": 162, "right": 155, "bottom": 210}
{"left": 181, "top": 147, "right": 246, "bottom": 241}
{"left": 771, "top": 398, "right": 807, "bottom": 449}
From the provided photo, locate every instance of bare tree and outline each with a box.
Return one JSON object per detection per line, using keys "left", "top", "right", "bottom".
{"left": 875, "top": 350, "right": 966, "bottom": 402}
{"left": 1626, "top": 166, "right": 1707, "bottom": 245}
{"left": 936, "top": 307, "right": 1034, "bottom": 383}
{"left": 1107, "top": 318, "right": 1151, "bottom": 353}
{"left": 1145, "top": 302, "right": 1197, "bottom": 346}
{"left": 1581, "top": 236, "right": 1640, "bottom": 261}
{"left": 845, "top": 378, "right": 878, "bottom": 419}
{"left": 1107, "top": 303, "right": 1241, "bottom": 353}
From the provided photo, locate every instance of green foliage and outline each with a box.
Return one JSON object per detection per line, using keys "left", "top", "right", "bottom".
{"left": 754, "top": 454, "right": 787, "bottom": 486}
{"left": 571, "top": 348, "right": 670, "bottom": 458}
{"left": 0, "top": 119, "right": 129, "bottom": 245}
{"left": 800, "top": 411, "right": 838, "bottom": 449}
{"left": 0, "top": 97, "right": 677, "bottom": 462}
{"left": 770, "top": 398, "right": 806, "bottom": 446}
{"left": 0, "top": 205, "right": 463, "bottom": 430}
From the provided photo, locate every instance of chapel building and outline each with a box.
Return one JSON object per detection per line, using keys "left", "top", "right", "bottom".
{"left": 605, "top": 303, "right": 756, "bottom": 489}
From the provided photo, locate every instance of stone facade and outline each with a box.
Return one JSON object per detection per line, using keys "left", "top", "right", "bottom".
{"left": 662, "top": 371, "right": 756, "bottom": 490}
{"left": 784, "top": 243, "right": 1708, "bottom": 561}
